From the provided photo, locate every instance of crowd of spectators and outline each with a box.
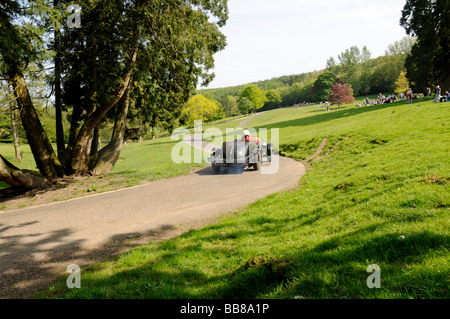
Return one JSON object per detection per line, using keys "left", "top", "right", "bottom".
{"left": 362, "top": 93, "right": 399, "bottom": 106}
{"left": 362, "top": 86, "right": 450, "bottom": 106}
{"left": 440, "top": 90, "right": 450, "bottom": 102}
{"left": 299, "top": 85, "right": 449, "bottom": 111}
{"left": 432, "top": 85, "right": 450, "bottom": 102}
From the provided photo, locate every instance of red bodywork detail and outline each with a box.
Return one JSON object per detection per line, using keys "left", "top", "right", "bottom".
{"left": 244, "top": 136, "right": 259, "bottom": 144}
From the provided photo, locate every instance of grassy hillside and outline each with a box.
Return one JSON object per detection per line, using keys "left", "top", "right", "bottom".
{"left": 40, "top": 98, "right": 449, "bottom": 299}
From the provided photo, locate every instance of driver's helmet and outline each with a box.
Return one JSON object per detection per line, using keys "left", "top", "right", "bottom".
{"left": 242, "top": 129, "right": 250, "bottom": 137}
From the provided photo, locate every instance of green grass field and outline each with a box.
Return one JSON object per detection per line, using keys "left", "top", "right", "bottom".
{"left": 0, "top": 139, "right": 209, "bottom": 199}
{"left": 32, "top": 98, "right": 450, "bottom": 299}
{"left": 0, "top": 113, "right": 253, "bottom": 192}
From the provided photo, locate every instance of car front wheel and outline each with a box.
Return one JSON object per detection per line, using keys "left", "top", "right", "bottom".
{"left": 253, "top": 154, "right": 261, "bottom": 171}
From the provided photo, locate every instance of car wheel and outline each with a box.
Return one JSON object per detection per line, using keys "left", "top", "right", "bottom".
{"left": 253, "top": 154, "right": 261, "bottom": 171}
{"left": 267, "top": 143, "right": 272, "bottom": 157}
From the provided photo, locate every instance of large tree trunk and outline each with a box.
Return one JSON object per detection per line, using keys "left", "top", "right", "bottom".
{"left": 54, "top": 15, "right": 65, "bottom": 161}
{"left": 8, "top": 68, "right": 64, "bottom": 178}
{"left": 0, "top": 11, "right": 63, "bottom": 188}
{"left": 90, "top": 124, "right": 102, "bottom": 156}
{"left": 61, "top": 101, "right": 82, "bottom": 171}
{"left": 8, "top": 85, "right": 22, "bottom": 162}
{"left": 89, "top": 81, "right": 131, "bottom": 175}
{"left": 69, "top": 47, "right": 138, "bottom": 175}
{"left": 9, "top": 106, "right": 22, "bottom": 163}
{"left": 0, "top": 155, "right": 48, "bottom": 188}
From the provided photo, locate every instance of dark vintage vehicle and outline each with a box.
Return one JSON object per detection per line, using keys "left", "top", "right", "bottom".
{"left": 208, "top": 139, "right": 272, "bottom": 173}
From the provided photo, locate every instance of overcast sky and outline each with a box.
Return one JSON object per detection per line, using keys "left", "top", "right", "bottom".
{"left": 204, "top": 0, "right": 408, "bottom": 89}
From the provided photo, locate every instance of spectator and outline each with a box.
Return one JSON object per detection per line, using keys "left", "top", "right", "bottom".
{"left": 427, "top": 87, "right": 431, "bottom": 97}
{"left": 445, "top": 91, "right": 450, "bottom": 102}
{"left": 406, "top": 89, "right": 413, "bottom": 104}
{"left": 434, "top": 85, "right": 441, "bottom": 102}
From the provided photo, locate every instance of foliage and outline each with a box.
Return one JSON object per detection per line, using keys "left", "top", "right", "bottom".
{"left": 198, "top": 71, "right": 321, "bottom": 105}
{"left": 264, "top": 89, "right": 282, "bottom": 109}
{"left": 336, "top": 45, "right": 371, "bottom": 96}
{"left": 395, "top": 71, "right": 410, "bottom": 95}
{"left": 312, "top": 72, "right": 336, "bottom": 102}
{"left": 238, "top": 84, "right": 267, "bottom": 114}
{"left": 367, "top": 54, "right": 408, "bottom": 94}
{"left": 238, "top": 97, "right": 255, "bottom": 115}
{"left": 0, "top": 0, "right": 229, "bottom": 183}
{"left": 326, "top": 57, "right": 338, "bottom": 75}
{"left": 328, "top": 82, "right": 354, "bottom": 107}
{"left": 385, "top": 36, "right": 417, "bottom": 56}
{"left": 181, "top": 94, "right": 220, "bottom": 125}
{"left": 400, "top": 0, "right": 450, "bottom": 91}
{"left": 220, "top": 95, "right": 240, "bottom": 117}
{"left": 0, "top": 0, "right": 57, "bottom": 76}
{"left": 202, "top": 39, "right": 413, "bottom": 114}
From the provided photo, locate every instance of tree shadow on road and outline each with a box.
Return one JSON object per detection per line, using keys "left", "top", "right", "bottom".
{"left": 0, "top": 220, "right": 181, "bottom": 299}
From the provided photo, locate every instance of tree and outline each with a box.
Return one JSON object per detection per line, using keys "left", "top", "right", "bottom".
{"left": 368, "top": 54, "right": 407, "bottom": 94}
{"left": 181, "top": 95, "right": 219, "bottom": 125}
{"left": 238, "top": 97, "right": 255, "bottom": 115}
{"left": 361, "top": 46, "right": 372, "bottom": 63}
{"left": 238, "top": 85, "right": 267, "bottom": 114}
{"left": 337, "top": 45, "right": 371, "bottom": 96}
{"left": 280, "top": 81, "right": 314, "bottom": 106}
{"left": 395, "top": 71, "right": 410, "bottom": 95}
{"left": 326, "top": 57, "right": 339, "bottom": 74}
{"left": 220, "top": 95, "right": 239, "bottom": 117}
{"left": 400, "top": 0, "right": 450, "bottom": 91}
{"left": 8, "top": 94, "right": 22, "bottom": 163}
{"left": 0, "top": 80, "right": 22, "bottom": 162}
{"left": 328, "top": 82, "right": 354, "bottom": 108}
{"left": 264, "top": 89, "right": 282, "bottom": 109}
{"left": 53, "top": 0, "right": 65, "bottom": 161}
{"left": 312, "top": 72, "right": 336, "bottom": 102}
{"left": 0, "top": 0, "right": 229, "bottom": 187}
{"left": 385, "top": 36, "right": 417, "bottom": 56}
{"left": 0, "top": 1, "right": 65, "bottom": 181}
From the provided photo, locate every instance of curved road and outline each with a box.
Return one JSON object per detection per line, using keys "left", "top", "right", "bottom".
{"left": 0, "top": 134, "right": 305, "bottom": 299}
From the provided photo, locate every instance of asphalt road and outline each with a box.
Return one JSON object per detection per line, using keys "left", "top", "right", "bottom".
{"left": 0, "top": 143, "right": 305, "bottom": 298}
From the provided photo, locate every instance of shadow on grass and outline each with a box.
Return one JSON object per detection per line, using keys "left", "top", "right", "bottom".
{"left": 50, "top": 240, "right": 291, "bottom": 299}
{"left": 110, "top": 169, "right": 139, "bottom": 176}
{"left": 0, "top": 178, "right": 76, "bottom": 202}
{"left": 0, "top": 220, "right": 180, "bottom": 299}
{"left": 136, "top": 140, "right": 177, "bottom": 147}
{"left": 45, "top": 209, "right": 449, "bottom": 299}
{"left": 283, "top": 228, "right": 449, "bottom": 298}
{"left": 261, "top": 102, "right": 403, "bottom": 132}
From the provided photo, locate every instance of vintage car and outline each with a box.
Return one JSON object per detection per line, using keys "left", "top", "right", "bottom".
{"left": 208, "top": 139, "right": 272, "bottom": 173}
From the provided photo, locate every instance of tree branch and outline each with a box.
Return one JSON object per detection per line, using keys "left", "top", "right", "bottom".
{"left": 0, "top": 155, "right": 49, "bottom": 188}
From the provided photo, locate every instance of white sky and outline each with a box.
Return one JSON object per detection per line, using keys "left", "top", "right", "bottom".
{"left": 204, "top": 0, "right": 408, "bottom": 89}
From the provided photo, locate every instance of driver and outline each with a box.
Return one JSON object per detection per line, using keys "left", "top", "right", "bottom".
{"left": 241, "top": 129, "right": 259, "bottom": 144}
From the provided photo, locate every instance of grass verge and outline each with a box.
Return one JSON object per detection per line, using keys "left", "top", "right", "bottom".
{"left": 37, "top": 99, "right": 449, "bottom": 299}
